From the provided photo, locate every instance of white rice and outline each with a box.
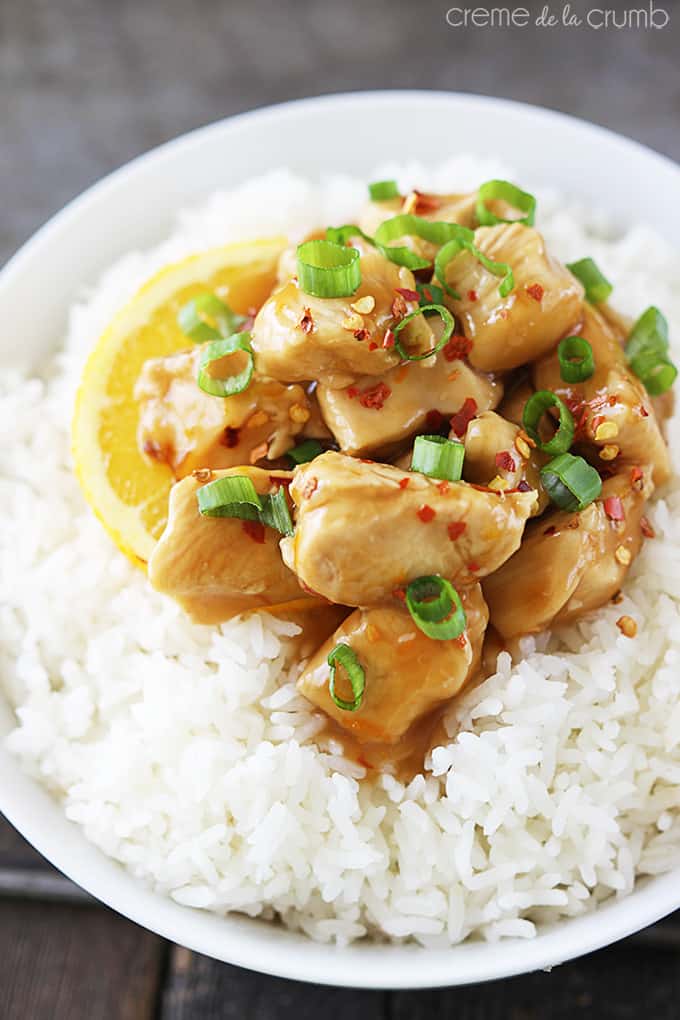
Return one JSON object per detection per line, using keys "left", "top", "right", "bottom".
{"left": 1, "top": 158, "right": 679, "bottom": 946}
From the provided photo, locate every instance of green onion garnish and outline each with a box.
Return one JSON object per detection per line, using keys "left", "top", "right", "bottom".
{"left": 178, "top": 293, "right": 246, "bottom": 343}
{"left": 368, "top": 179, "right": 399, "bottom": 201}
{"left": 434, "top": 237, "right": 514, "bottom": 300}
{"left": 566, "top": 258, "right": 613, "bottom": 304}
{"left": 411, "top": 435, "right": 465, "bottom": 481}
{"left": 405, "top": 576, "right": 467, "bottom": 641}
{"left": 197, "top": 332, "right": 254, "bottom": 397}
{"left": 476, "top": 180, "right": 537, "bottom": 227}
{"left": 325, "top": 224, "right": 373, "bottom": 247}
{"left": 286, "top": 439, "right": 323, "bottom": 466}
{"left": 259, "top": 488, "right": 294, "bottom": 537}
{"left": 196, "top": 475, "right": 263, "bottom": 519}
{"left": 196, "top": 476, "right": 294, "bottom": 536}
{"left": 558, "top": 336, "right": 595, "bottom": 384}
{"left": 392, "top": 304, "right": 454, "bottom": 362}
{"left": 374, "top": 215, "right": 474, "bottom": 271}
{"left": 540, "top": 453, "right": 602, "bottom": 512}
{"left": 624, "top": 306, "right": 677, "bottom": 395}
{"left": 522, "top": 390, "right": 575, "bottom": 456}
{"left": 328, "top": 644, "right": 366, "bottom": 711}
{"left": 296, "top": 239, "right": 361, "bottom": 298}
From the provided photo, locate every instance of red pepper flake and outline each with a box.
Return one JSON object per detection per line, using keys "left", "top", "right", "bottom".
{"left": 454, "top": 633, "right": 467, "bottom": 649}
{"left": 467, "top": 561, "right": 480, "bottom": 573}
{"left": 443, "top": 334, "right": 473, "bottom": 362}
{"left": 299, "top": 307, "right": 315, "bottom": 334}
{"left": 359, "top": 458, "right": 374, "bottom": 464}
{"left": 302, "top": 477, "right": 318, "bottom": 499}
{"left": 421, "top": 287, "right": 433, "bottom": 302}
{"left": 630, "top": 465, "right": 644, "bottom": 488}
{"left": 450, "top": 397, "right": 478, "bottom": 438}
{"left": 242, "top": 520, "right": 265, "bottom": 544}
{"left": 544, "top": 525, "right": 557, "bottom": 536}
{"left": 608, "top": 395, "right": 618, "bottom": 407}
{"left": 638, "top": 405, "right": 649, "bottom": 418}
{"left": 382, "top": 328, "right": 396, "bottom": 349}
{"left": 413, "top": 190, "right": 442, "bottom": 214}
{"left": 368, "top": 341, "right": 378, "bottom": 351}
{"left": 395, "top": 287, "right": 419, "bottom": 302}
{"left": 398, "top": 477, "right": 410, "bottom": 490}
{"left": 417, "top": 504, "right": 436, "bottom": 523}
{"left": 221, "top": 426, "right": 240, "bottom": 448}
{"left": 391, "top": 293, "right": 408, "bottom": 319}
{"left": 447, "top": 521, "right": 467, "bottom": 541}
{"left": 346, "top": 386, "right": 359, "bottom": 399}
{"left": 495, "top": 451, "right": 517, "bottom": 473}
{"left": 517, "top": 479, "right": 532, "bottom": 493}
{"left": 467, "top": 289, "right": 478, "bottom": 302}
{"left": 437, "top": 480, "right": 450, "bottom": 495}
{"left": 604, "top": 496, "right": 625, "bottom": 521}
{"left": 641, "top": 515, "right": 656, "bottom": 539}
{"left": 425, "top": 409, "right": 445, "bottom": 431}
{"left": 359, "top": 382, "right": 392, "bottom": 410}
{"left": 353, "top": 328, "right": 370, "bottom": 342}
{"left": 393, "top": 586, "right": 406, "bottom": 602}
{"left": 526, "top": 283, "right": 544, "bottom": 302}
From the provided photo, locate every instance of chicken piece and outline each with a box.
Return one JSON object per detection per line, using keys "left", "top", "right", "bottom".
{"left": 317, "top": 351, "right": 502, "bottom": 457}
{"left": 136, "top": 347, "right": 310, "bottom": 476}
{"left": 148, "top": 467, "right": 310, "bottom": 623}
{"left": 463, "top": 411, "right": 549, "bottom": 514}
{"left": 297, "top": 587, "right": 488, "bottom": 744}
{"left": 483, "top": 466, "right": 653, "bottom": 640}
{"left": 532, "top": 304, "right": 671, "bottom": 486}
{"left": 282, "top": 452, "right": 536, "bottom": 605}
{"left": 441, "top": 224, "right": 584, "bottom": 372}
{"left": 251, "top": 248, "right": 434, "bottom": 386}
{"left": 359, "top": 190, "right": 477, "bottom": 263}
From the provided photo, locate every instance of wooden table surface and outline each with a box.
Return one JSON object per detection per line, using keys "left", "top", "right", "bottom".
{"left": 2, "top": 0, "right": 680, "bottom": 1015}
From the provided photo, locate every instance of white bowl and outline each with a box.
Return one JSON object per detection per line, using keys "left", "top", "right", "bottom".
{"left": 1, "top": 91, "right": 679, "bottom": 988}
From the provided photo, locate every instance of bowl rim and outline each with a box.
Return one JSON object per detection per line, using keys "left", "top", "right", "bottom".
{"left": 1, "top": 89, "right": 679, "bottom": 989}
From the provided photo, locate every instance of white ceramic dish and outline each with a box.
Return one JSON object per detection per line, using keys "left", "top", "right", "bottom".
{"left": 1, "top": 91, "right": 679, "bottom": 989}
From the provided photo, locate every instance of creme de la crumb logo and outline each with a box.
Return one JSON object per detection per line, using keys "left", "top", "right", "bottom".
{"left": 445, "top": 2, "right": 670, "bottom": 29}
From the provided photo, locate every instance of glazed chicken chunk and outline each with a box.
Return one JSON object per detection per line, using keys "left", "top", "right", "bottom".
{"left": 282, "top": 451, "right": 536, "bottom": 605}
{"left": 462, "top": 410, "right": 549, "bottom": 514}
{"left": 442, "top": 224, "right": 584, "bottom": 372}
{"left": 298, "top": 587, "right": 488, "bottom": 744}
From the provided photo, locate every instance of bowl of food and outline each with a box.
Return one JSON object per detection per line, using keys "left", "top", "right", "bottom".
{"left": 1, "top": 91, "right": 679, "bottom": 989}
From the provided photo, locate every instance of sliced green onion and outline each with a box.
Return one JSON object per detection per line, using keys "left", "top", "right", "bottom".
{"left": 259, "top": 488, "right": 294, "bottom": 537}
{"left": 476, "top": 180, "right": 537, "bottom": 227}
{"left": 178, "top": 293, "right": 246, "bottom": 343}
{"left": 566, "top": 257, "right": 613, "bottom": 304}
{"left": 197, "top": 475, "right": 262, "bottom": 519}
{"left": 625, "top": 306, "right": 677, "bottom": 395}
{"left": 328, "top": 644, "right": 365, "bottom": 712}
{"left": 286, "top": 439, "right": 323, "bottom": 466}
{"left": 296, "top": 240, "right": 361, "bottom": 298}
{"left": 197, "top": 332, "right": 254, "bottom": 397}
{"left": 434, "top": 237, "right": 514, "bottom": 300}
{"left": 558, "top": 336, "right": 595, "bottom": 383}
{"left": 405, "top": 576, "right": 467, "bottom": 641}
{"left": 374, "top": 215, "right": 474, "bottom": 272}
{"left": 522, "top": 390, "right": 575, "bottom": 456}
{"left": 368, "top": 179, "right": 399, "bottom": 201}
{"left": 411, "top": 435, "right": 465, "bottom": 481}
{"left": 393, "top": 304, "right": 454, "bottom": 362}
{"left": 540, "top": 452, "right": 602, "bottom": 512}
{"left": 325, "top": 224, "right": 373, "bottom": 247}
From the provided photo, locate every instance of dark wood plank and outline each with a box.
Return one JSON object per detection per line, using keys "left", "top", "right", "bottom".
{"left": 390, "top": 939, "right": 680, "bottom": 1020}
{"left": 160, "top": 946, "right": 387, "bottom": 1019}
{"left": 0, "top": 899, "right": 166, "bottom": 1020}
{"left": 0, "top": 813, "right": 48, "bottom": 869}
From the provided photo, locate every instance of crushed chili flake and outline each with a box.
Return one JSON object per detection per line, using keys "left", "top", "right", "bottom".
{"left": 392, "top": 586, "right": 406, "bottom": 602}
{"left": 242, "top": 520, "right": 265, "bottom": 544}
{"left": 437, "top": 480, "right": 450, "bottom": 495}
{"left": 450, "top": 397, "right": 478, "bottom": 437}
{"left": 544, "top": 525, "right": 557, "bottom": 536}
{"left": 346, "top": 386, "right": 359, "bottom": 399}
{"left": 454, "top": 633, "right": 467, "bottom": 649}
{"left": 630, "top": 465, "right": 644, "bottom": 489}
{"left": 413, "top": 190, "right": 442, "bottom": 213}
{"left": 353, "top": 328, "right": 370, "bottom": 342}
{"left": 526, "top": 283, "right": 544, "bottom": 302}
{"left": 359, "top": 382, "right": 392, "bottom": 410}
{"left": 641, "top": 515, "right": 656, "bottom": 539}
{"left": 302, "top": 477, "right": 318, "bottom": 499}
{"left": 368, "top": 341, "right": 378, "bottom": 351}
{"left": 382, "top": 328, "right": 396, "bottom": 349}
{"left": 467, "top": 289, "right": 478, "bottom": 302}
{"left": 517, "top": 479, "right": 532, "bottom": 493}
{"left": 604, "top": 496, "right": 625, "bottom": 521}
{"left": 425, "top": 409, "right": 445, "bottom": 431}
{"left": 395, "top": 287, "right": 419, "bottom": 302}
{"left": 421, "top": 287, "right": 433, "bottom": 302}
{"left": 417, "top": 504, "right": 436, "bottom": 523}
{"left": 359, "top": 458, "right": 374, "bottom": 464}
{"left": 299, "top": 307, "right": 315, "bottom": 334}
{"left": 391, "top": 293, "right": 408, "bottom": 319}
{"left": 467, "top": 561, "right": 480, "bottom": 573}
{"left": 398, "top": 477, "right": 410, "bottom": 490}
{"left": 638, "top": 405, "right": 649, "bottom": 417}
{"left": 443, "top": 334, "right": 473, "bottom": 362}
{"left": 448, "top": 521, "right": 467, "bottom": 541}
{"left": 495, "top": 450, "right": 517, "bottom": 473}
